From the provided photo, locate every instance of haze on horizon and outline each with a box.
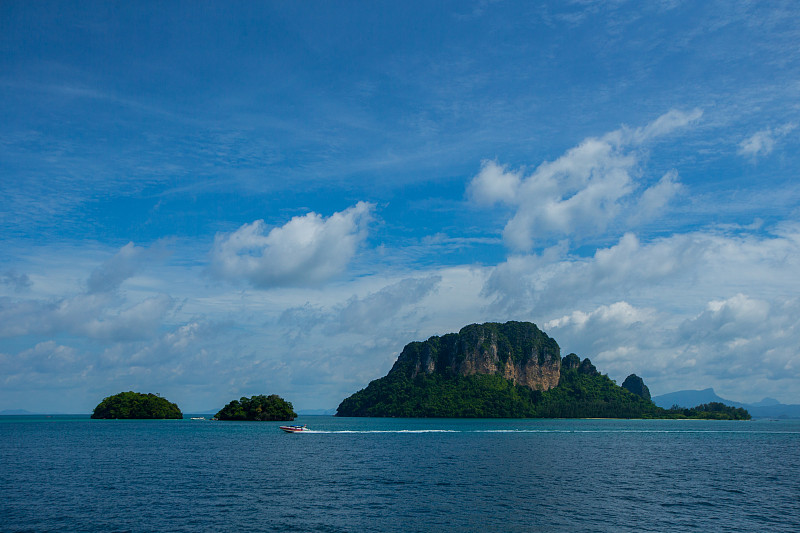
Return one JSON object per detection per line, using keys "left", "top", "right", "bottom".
{"left": 2, "top": 1, "right": 800, "bottom": 413}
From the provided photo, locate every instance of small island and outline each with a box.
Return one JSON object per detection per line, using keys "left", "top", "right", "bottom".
{"left": 336, "top": 321, "right": 751, "bottom": 420}
{"left": 215, "top": 394, "right": 297, "bottom": 421}
{"left": 91, "top": 391, "right": 183, "bottom": 419}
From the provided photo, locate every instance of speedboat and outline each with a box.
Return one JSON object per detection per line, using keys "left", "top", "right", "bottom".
{"left": 279, "top": 425, "right": 308, "bottom": 433}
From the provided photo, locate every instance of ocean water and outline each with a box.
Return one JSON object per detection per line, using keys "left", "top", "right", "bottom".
{"left": 1, "top": 416, "right": 799, "bottom": 532}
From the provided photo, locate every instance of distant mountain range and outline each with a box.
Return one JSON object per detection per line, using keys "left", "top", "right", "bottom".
{"left": 652, "top": 388, "right": 800, "bottom": 419}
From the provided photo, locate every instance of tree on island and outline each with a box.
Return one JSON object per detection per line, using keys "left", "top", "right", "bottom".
{"left": 661, "top": 401, "right": 750, "bottom": 420}
{"left": 215, "top": 394, "right": 297, "bottom": 421}
{"left": 91, "top": 391, "right": 183, "bottom": 419}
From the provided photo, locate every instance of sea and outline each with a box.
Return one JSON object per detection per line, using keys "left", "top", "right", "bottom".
{"left": 1, "top": 416, "right": 798, "bottom": 532}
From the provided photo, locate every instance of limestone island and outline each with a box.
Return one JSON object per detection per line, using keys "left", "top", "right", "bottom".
{"left": 215, "top": 394, "right": 297, "bottom": 421}
{"left": 91, "top": 391, "right": 183, "bottom": 419}
{"left": 336, "top": 321, "right": 751, "bottom": 420}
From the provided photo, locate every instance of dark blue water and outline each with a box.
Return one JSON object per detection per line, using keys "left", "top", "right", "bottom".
{"left": 2, "top": 416, "right": 799, "bottom": 532}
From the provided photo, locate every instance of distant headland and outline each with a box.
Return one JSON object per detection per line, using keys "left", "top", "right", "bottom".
{"left": 336, "top": 321, "right": 751, "bottom": 420}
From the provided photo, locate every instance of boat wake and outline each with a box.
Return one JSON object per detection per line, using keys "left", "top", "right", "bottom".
{"left": 299, "top": 429, "right": 459, "bottom": 434}
{"left": 289, "top": 428, "right": 794, "bottom": 435}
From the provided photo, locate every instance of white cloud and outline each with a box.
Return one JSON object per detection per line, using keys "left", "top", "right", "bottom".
{"left": 332, "top": 276, "right": 441, "bottom": 333}
{"left": 467, "top": 160, "right": 522, "bottom": 205}
{"left": 0, "top": 291, "right": 176, "bottom": 342}
{"left": 485, "top": 225, "right": 800, "bottom": 318}
{"left": 545, "top": 301, "right": 654, "bottom": 331}
{"left": 681, "top": 294, "right": 770, "bottom": 342}
{"left": 83, "top": 294, "right": 175, "bottom": 341}
{"left": 545, "top": 301, "right": 664, "bottom": 372}
{"left": 544, "top": 294, "right": 800, "bottom": 403}
{"left": 280, "top": 275, "right": 442, "bottom": 336}
{"left": 0, "top": 241, "right": 175, "bottom": 341}
{"left": 467, "top": 110, "right": 702, "bottom": 251}
{"left": 105, "top": 321, "right": 215, "bottom": 371}
{"left": 738, "top": 123, "right": 797, "bottom": 159}
{"left": 4, "top": 222, "right": 800, "bottom": 410}
{"left": 628, "top": 108, "right": 703, "bottom": 143}
{"left": 674, "top": 294, "right": 800, "bottom": 385}
{"left": 1, "top": 270, "right": 32, "bottom": 292}
{"left": 1, "top": 341, "right": 80, "bottom": 376}
{"left": 480, "top": 224, "right": 800, "bottom": 402}
{"left": 0, "top": 293, "right": 102, "bottom": 338}
{"left": 86, "top": 241, "right": 170, "bottom": 294}
{"left": 210, "top": 202, "right": 374, "bottom": 288}
{"left": 628, "top": 170, "right": 683, "bottom": 225}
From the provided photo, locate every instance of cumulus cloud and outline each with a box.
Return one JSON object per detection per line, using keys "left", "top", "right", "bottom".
{"left": 738, "top": 123, "right": 797, "bottom": 160}
{"left": 0, "top": 319, "right": 247, "bottom": 411}
{"left": 628, "top": 170, "right": 683, "bottom": 226}
{"left": 86, "top": 241, "right": 167, "bottom": 294}
{"left": 467, "top": 109, "right": 701, "bottom": 251}
{"left": 0, "top": 241, "right": 175, "bottom": 341}
{"left": 543, "top": 294, "right": 800, "bottom": 403}
{"left": 484, "top": 225, "right": 800, "bottom": 319}
{"left": 83, "top": 294, "right": 175, "bottom": 341}
{"left": 210, "top": 202, "right": 374, "bottom": 288}
{"left": 331, "top": 276, "right": 440, "bottom": 333}
{"left": 0, "top": 291, "right": 175, "bottom": 342}
{"left": 545, "top": 301, "right": 655, "bottom": 331}
{"left": 679, "top": 294, "right": 770, "bottom": 345}
{"left": 674, "top": 294, "right": 800, "bottom": 381}
{"left": 1, "top": 270, "right": 32, "bottom": 292}
{"left": 280, "top": 275, "right": 442, "bottom": 336}
{"left": 1, "top": 341, "right": 81, "bottom": 377}
{"left": 467, "top": 161, "right": 522, "bottom": 206}
{"left": 545, "top": 301, "right": 665, "bottom": 371}
{"left": 480, "top": 223, "right": 800, "bottom": 402}
{"left": 100, "top": 321, "right": 215, "bottom": 372}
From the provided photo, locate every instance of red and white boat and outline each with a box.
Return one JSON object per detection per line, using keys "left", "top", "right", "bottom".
{"left": 279, "top": 425, "right": 308, "bottom": 433}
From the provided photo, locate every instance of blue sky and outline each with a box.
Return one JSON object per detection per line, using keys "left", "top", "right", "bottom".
{"left": 2, "top": 1, "right": 800, "bottom": 412}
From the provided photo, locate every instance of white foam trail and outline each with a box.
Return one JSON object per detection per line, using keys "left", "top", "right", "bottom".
{"left": 302, "top": 429, "right": 459, "bottom": 434}
{"left": 293, "top": 429, "right": 797, "bottom": 435}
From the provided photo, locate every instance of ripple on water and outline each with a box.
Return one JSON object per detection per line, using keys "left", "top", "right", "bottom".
{"left": 1, "top": 417, "right": 799, "bottom": 532}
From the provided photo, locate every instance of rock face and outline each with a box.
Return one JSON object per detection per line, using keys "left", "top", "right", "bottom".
{"left": 389, "top": 321, "right": 562, "bottom": 391}
{"left": 621, "top": 374, "right": 651, "bottom": 400}
{"left": 560, "top": 353, "right": 600, "bottom": 378}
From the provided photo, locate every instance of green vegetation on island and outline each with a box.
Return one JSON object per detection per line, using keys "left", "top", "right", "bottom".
{"left": 336, "top": 355, "right": 662, "bottom": 418}
{"left": 336, "top": 321, "right": 751, "bottom": 420}
{"left": 536, "top": 364, "right": 662, "bottom": 418}
{"left": 215, "top": 394, "right": 297, "bottom": 421}
{"left": 661, "top": 402, "right": 751, "bottom": 420}
{"left": 337, "top": 372, "right": 540, "bottom": 418}
{"left": 91, "top": 391, "right": 183, "bottom": 419}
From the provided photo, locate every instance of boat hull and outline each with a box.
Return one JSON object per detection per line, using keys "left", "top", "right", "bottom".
{"left": 279, "top": 425, "right": 307, "bottom": 433}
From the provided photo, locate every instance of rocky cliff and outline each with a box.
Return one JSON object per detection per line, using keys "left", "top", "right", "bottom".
{"left": 388, "top": 321, "right": 562, "bottom": 391}
{"left": 336, "top": 321, "right": 748, "bottom": 419}
{"left": 621, "top": 374, "right": 651, "bottom": 400}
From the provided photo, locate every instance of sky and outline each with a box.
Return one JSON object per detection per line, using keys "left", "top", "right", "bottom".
{"left": 2, "top": 1, "right": 800, "bottom": 413}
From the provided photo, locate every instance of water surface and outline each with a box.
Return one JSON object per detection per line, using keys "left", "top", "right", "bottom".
{"left": 2, "top": 416, "right": 798, "bottom": 532}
